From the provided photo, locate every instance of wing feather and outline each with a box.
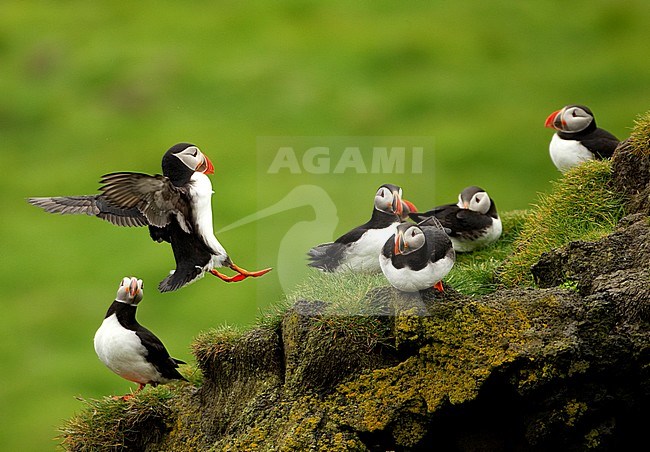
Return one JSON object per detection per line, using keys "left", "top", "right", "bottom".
{"left": 99, "top": 172, "right": 192, "bottom": 233}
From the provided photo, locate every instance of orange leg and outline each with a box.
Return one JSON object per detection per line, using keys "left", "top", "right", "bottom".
{"left": 114, "top": 383, "right": 146, "bottom": 401}
{"left": 433, "top": 281, "right": 444, "bottom": 292}
{"left": 209, "top": 264, "right": 272, "bottom": 283}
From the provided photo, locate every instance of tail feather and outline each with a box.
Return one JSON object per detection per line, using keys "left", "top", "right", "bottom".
{"left": 307, "top": 242, "right": 347, "bottom": 272}
{"left": 158, "top": 266, "right": 204, "bottom": 293}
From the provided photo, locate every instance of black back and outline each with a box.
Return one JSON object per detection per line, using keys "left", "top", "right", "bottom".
{"left": 410, "top": 203, "right": 495, "bottom": 237}
{"left": 157, "top": 221, "right": 220, "bottom": 292}
{"left": 334, "top": 208, "right": 398, "bottom": 245}
{"left": 556, "top": 107, "right": 619, "bottom": 159}
{"left": 382, "top": 227, "right": 451, "bottom": 271}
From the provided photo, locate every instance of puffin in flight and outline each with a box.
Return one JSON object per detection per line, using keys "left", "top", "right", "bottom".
{"left": 379, "top": 217, "right": 455, "bottom": 293}
{"left": 409, "top": 186, "right": 502, "bottom": 252}
{"left": 545, "top": 104, "right": 620, "bottom": 172}
{"left": 308, "top": 183, "right": 410, "bottom": 273}
{"left": 28, "top": 143, "right": 271, "bottom": 292}
{"left": 94, "top": 277, "right": 187, "bottom": 399}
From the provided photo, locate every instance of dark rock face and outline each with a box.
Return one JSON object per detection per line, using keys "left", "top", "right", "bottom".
{"left": 144, "top": 280, "right": 649, "bottom": 451}
{"left": 532, "top": 213, "right": 650, "bottom": 324}
{"left": 611, "top": 139, "right": 650, "bottom": 214}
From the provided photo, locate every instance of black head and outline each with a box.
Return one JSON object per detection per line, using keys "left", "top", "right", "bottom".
{"left": 457, "top": 186, "right": 495, "bottom": 215}
{"left": 161, "top": 143, "right": 215, "bottom": 186}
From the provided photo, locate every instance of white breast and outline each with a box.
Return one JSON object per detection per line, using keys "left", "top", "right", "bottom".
{"left": 338, "top": 224, "right": 398, "bottom": 273}
{"left": 380, "top": 253, "right": 455, "bottom": 292}
{"left": 93, "top": 314, "right": 163, "bottom": 385}
{"left": 549, "top": 134, "right": 594, "bottom": 173}
{"left": 188, "top": 173, "right": 228, "bottom": 265}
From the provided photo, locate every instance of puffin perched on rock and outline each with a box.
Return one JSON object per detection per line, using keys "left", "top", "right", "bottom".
{"left": 28, "top": 143, "right": 271, "bottom": 292}
{"left": 545, "top": 104, "right": 620, "bottom": 172}
{"left": 308, "top": 184, "right": 411, "bottom": 273}
{"left": 94, "top": 277, "right": 187, "bottom": 399}
{"left": 379, "top": 217, "right": 455, "bottom": 292}
{"left": 409, "top": 186, "right": 501, "bottom": 252}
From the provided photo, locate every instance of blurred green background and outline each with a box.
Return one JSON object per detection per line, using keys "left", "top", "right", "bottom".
{"left": 1, "top": 1, "right": 649, "bottom": 449}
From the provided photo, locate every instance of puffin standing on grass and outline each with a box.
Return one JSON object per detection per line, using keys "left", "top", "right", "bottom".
{"left": 94, "top": 277, "right": 187, "bottom": 399}
{"left": 308, "top": 184, "right": 410, "bottom": 273}
{"left": 409, "top": 186, "right": 502, "bottom": 252}
{"left": 379, "top": 217, "right": 455, "bottom": 292}
{"left": 28, "top": 143, "right": 271, "bottom": 292}
{"left": 545, "top": 104, "right": 620, "bottom": 172}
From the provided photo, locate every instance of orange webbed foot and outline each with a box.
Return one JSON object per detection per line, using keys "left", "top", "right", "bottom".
{"left": 210, "top": 264, "right": 272, "bottom": 283}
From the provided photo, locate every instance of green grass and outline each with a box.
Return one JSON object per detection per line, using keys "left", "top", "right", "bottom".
{"left": 499, "top": 160, "right": 627, "bottom": 286}
{"left": 2, "top": 1, "right": 650, "bottom": 450}
{"left": 58, "top": 386, "right": 187, "bottom": 451}
{"left": 627, "top": 110, "right": 650, "bottom": 155}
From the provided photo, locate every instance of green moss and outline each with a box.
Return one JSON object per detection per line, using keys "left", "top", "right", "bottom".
{"left": 332, "top": 295, "right": 533, "bottom": 436}
{"left": 564, "top": 399, "right": 588, "bottom": 427}
{"left": 499, "top": 160, "right": 625, "bottom": 287}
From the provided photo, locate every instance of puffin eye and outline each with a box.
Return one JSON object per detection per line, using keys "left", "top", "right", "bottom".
{"left": 572, "top": 110, "right": 577, "bottom": 117}
{"left": 475, "top": 196, "right": 480, "bottom": 202}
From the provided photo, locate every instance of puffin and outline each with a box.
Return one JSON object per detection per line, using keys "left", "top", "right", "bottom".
{"left": 28, "top": 143, "right": 271, "bottom": 292}
{"left": 308, "top": 183, "right": 408, "bottom": 273}
{"left": 409, "top": 186, "right": 502, "bottom": 252}
{"left": 94, "top": 277, "right": 187, "bottom": 399}
{"left": 545, "top": 104, "right": 620, "bottom": 172}
{"left": 379, "top": 217, "right": 455, "bottom": 292}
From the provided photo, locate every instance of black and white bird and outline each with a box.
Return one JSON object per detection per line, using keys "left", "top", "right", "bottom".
{"left": 28, "top": 143, "right": 271, "bottom": 292}
{"left": 409, "top": 186, "right": 502, "bottom": 252}
{"left": 308, "top": 184, "right": 408, "bottom": 273}
{"left": 545, "top": 104, "right": 620, "bottom": 172}
{"left": 379, "top": 217, "right": 455, "bottom": 292}
{"left": 94, "top": 277, "right": 187, "bottom": 398}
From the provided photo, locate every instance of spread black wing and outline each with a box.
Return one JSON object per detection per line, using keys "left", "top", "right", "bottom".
{"left": 99, "top": 172, "right": 193, "bottom": 233}
{"left": 28, "top": 195, "right": 148, "bottom": 227}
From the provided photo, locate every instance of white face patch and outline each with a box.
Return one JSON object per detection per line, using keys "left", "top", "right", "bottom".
{"left": 374, "top": 186, "right": 401, "bottom": 214}
{"left": 560, "top": 107, "right": 593, "bottom": 133}
{"left": 174, "top": 146, "right": 203, "bottom": 171}
{"left": 400, "top": 226, "right": 425, "bottom": 255}
{"left": 468, "top": 192, "right": 491, "bottom": 214}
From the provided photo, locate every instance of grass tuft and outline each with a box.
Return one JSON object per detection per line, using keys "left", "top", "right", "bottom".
{"left": 58, "top": 385, "right": 184, "bottom": 451}
{"left": 498, "top": 160, "right": 625, "bottom": 287}
{"left": 626, "top": 110, "right": 650, "bottom": 156}
{"left": 447, "top": 210, "right": 528, "bottom": 295}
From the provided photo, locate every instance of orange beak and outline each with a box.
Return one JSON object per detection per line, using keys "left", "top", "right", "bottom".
{"left": 545, "top": 109, "right": 563, "bottom": 130}
{"left": 402, "top": 199, "right": 417, "bottom": 214}
{"left": 129, "top": 278, "right": 139, "bottom": 297}
{"left": 392, "top": 191, "right": 403, "bottom": 217}
{"left": 394, "top": 230, "right": 405, "bottom": 255}
{"left": 197, "top": 155, "right": 215, "bottom": 175}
